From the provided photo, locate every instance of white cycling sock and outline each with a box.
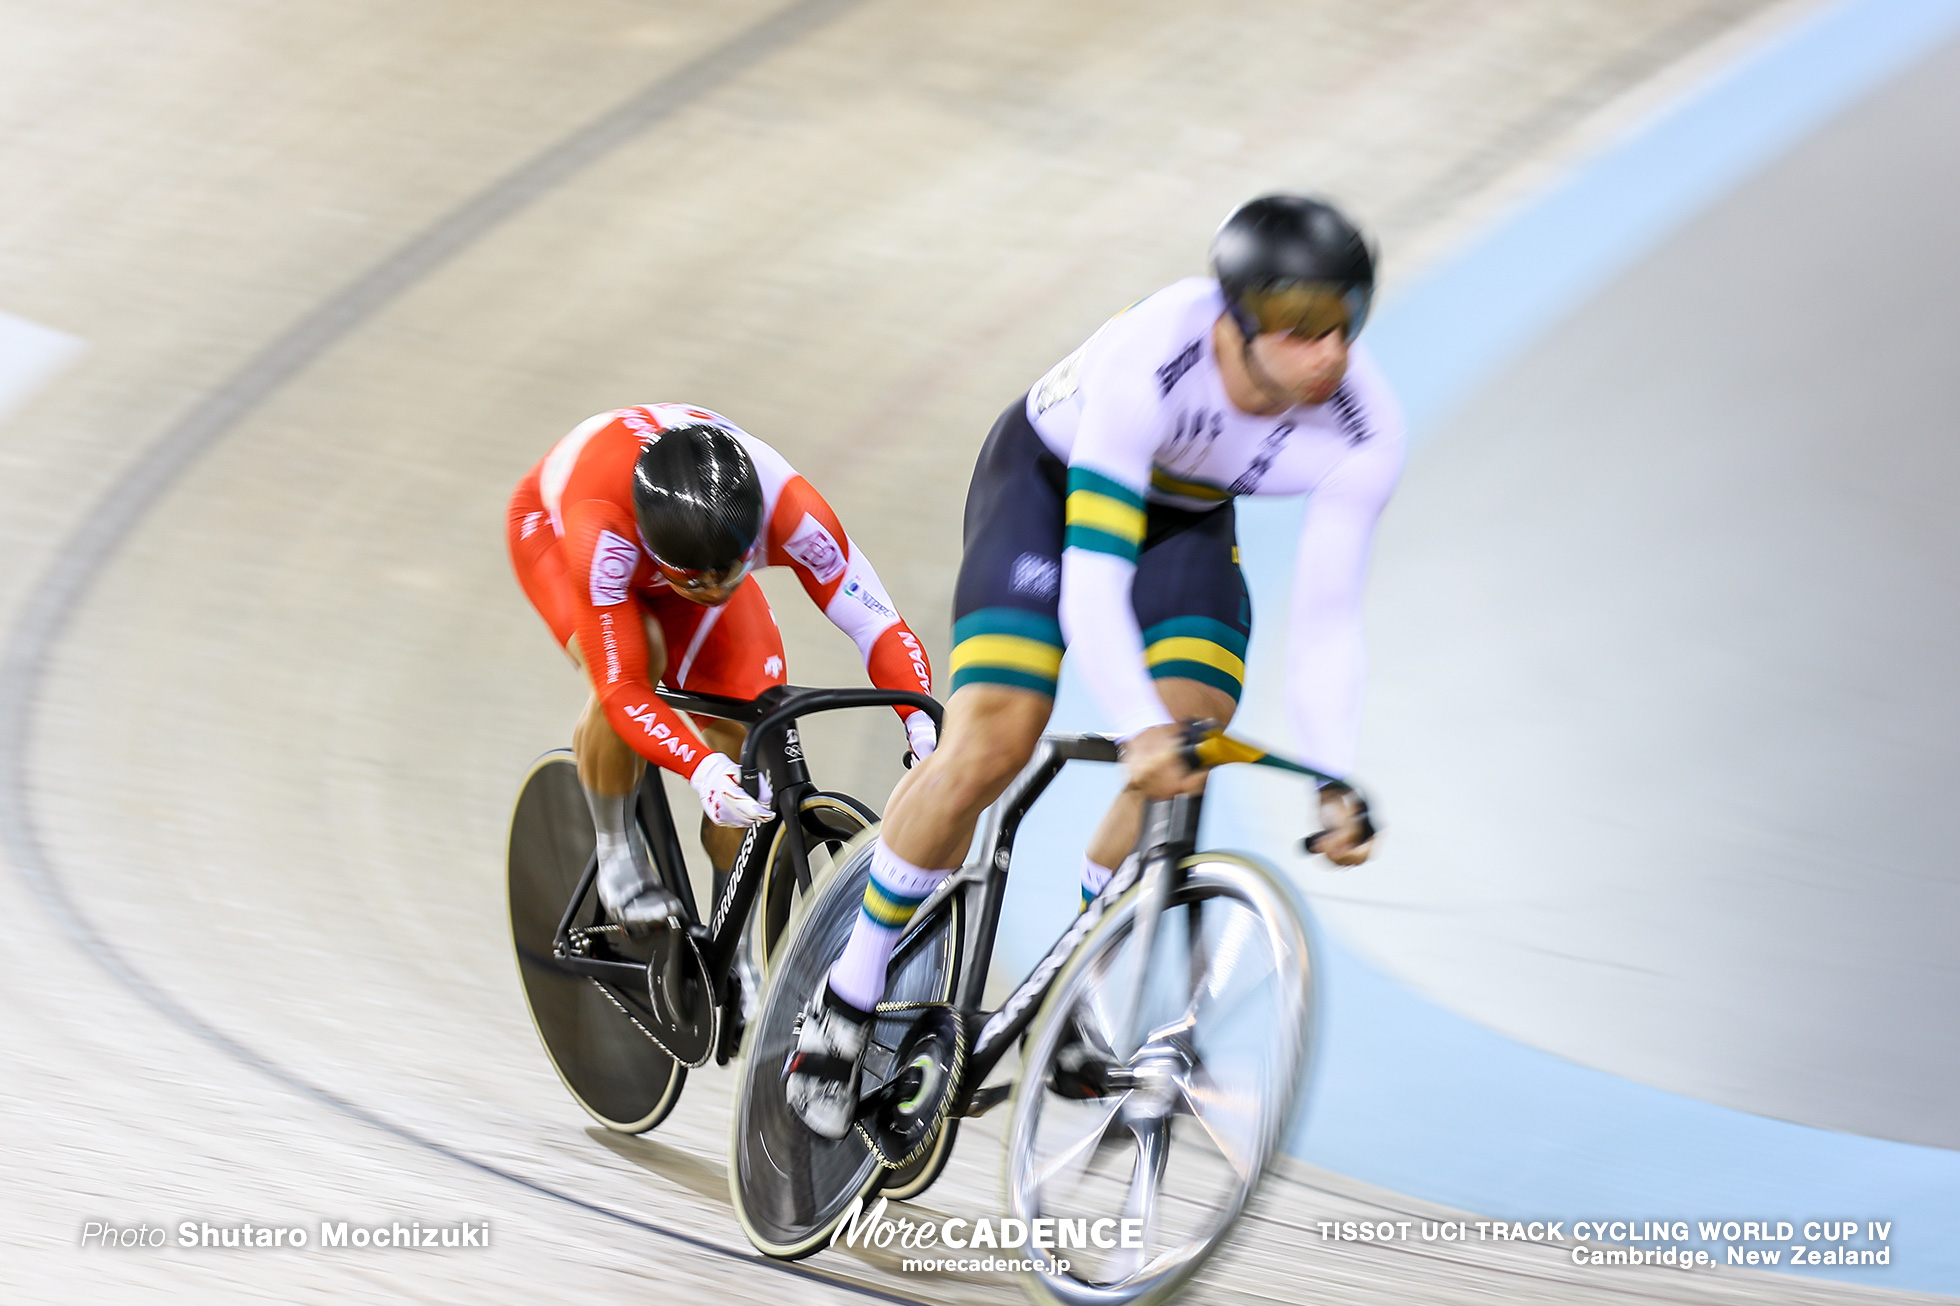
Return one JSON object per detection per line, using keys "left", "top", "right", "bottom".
{"left": 582, "top": 778, "right": 653, "bottom": 911}
{"left": 1081, "top": 852, "right": 1138, "bottom": 910}
{"left": 826, "top": 839, "right": 949, "bottom": 1012}
{"left": 1080, "top": 855, "right": 1115, "bottom": 910}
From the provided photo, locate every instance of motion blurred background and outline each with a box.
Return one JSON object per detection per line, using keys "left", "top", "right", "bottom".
{"left": 3, "top": 0, "right": 1955, "bottom": 1302}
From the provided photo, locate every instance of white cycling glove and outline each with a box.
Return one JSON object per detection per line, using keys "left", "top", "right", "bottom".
{"left": 688, "top": 753, "right": 774, "bottom": 828}
{"left": 905, "top": 711, "right": 938, "bottom": 761}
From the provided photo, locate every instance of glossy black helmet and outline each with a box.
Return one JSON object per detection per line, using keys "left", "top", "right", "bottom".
{"left": 631, "top": 423, "right": 764, "bottom": 591}
{"left": 1210, "top": 194, "right": 1375, "bottom": 342}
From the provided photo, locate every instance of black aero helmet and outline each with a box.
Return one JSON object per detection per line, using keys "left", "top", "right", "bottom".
{"left": 631, "top": 423, "right": 765, "bottom": 583}
{"left": 1211, "top": 194, "right": 1375, "bottom": 342}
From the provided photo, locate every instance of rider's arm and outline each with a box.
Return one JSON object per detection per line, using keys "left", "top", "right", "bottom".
{"left": 1056, "top": 351, "right": 1175, "bottom": 739}
{"left": 561, "top": 499, "right": 718, "bottom": 779}
{"left": 764, "top": 476, "right": 936, "bottom": 727}
{"left": 1286, "top": 431, "right": 1402, "bottom": 780}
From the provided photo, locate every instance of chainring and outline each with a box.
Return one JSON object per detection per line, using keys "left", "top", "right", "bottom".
{"left": 856, "top": 1004, "right": 963, "bottom": 1170}
{"left": 640, "top": 923, "right": 720, "bottom": 1068}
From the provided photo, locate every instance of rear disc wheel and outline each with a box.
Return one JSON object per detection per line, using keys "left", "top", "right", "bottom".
{"left": 507, "top": 751, "right": 685, "bottom": 1133}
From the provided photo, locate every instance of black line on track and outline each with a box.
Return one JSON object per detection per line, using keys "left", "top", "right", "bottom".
{"left": 0, "top": 2, "right": 928, "bottom": 1302}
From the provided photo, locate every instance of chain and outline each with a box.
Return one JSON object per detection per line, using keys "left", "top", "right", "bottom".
{"left": 565, "top": 923, "right": 627, "bottom": 957}
{"left": 587, "top": 978, "right": 688, "bottom": 1064}
{"left": 854, "top": 1006, "right": 964, "bottom": 1171}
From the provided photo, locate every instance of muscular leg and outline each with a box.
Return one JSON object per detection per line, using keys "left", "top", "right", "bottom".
{"left": 568, "top": 616, "right": 669, "bottom": 798}
{"left": 819, "top": 684, "right": 1051, "bottom": 1015}
{"left": 789, "top": 683, "right": 1054, "bottom": 1136}
{"left": 570, "top": 619, "right": 683, "bottom": 923}
{"left": 882, "top": 684, "right": 1056, "bottom": 869}
{"left": 573, "top": 693, "right": 643, "bottom": 796}
{"left": 1081, "top": 676, "right": 1238, "bottom": 896}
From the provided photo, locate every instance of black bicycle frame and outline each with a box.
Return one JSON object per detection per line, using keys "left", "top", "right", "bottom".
{"left": 881, "top": 731, "right": 1206, "bottom": 1104}
{"left": 549, "top": 683, "right": 940, "bottom": 998}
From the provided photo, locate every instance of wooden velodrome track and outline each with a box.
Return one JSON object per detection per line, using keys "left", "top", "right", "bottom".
{"left": 0, "top": 1, "right": 1941, "bottom": 1301}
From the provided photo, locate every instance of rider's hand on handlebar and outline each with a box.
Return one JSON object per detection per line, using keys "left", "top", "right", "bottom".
{"left": 1311, "top": 781, "right": 1375, "bottom": 866}
{"left": 904, "top": 710, "right": 937, "bottom": 763}
{"left": 1121, "top": 723, "right": 1209, "bottom": 801}
{"left": 689, "top": 753, "right": 774, "bottom": 828}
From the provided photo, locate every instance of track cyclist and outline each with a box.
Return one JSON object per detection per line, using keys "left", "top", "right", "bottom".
{"left": 507, "top": 403, "right": 937, "bottom": 931}
{"left": 786, "top": 195, "right": 1402, "bottom": 1138}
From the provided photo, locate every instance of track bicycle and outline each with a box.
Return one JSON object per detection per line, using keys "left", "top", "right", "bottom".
{"left": 731, "top": 727, "right": 1365, "bottom": 1306}
{"left": 506, "top": 683, "right": 941, "bottom": 1134}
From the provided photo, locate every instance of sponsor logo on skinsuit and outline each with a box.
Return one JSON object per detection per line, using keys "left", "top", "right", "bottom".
{"left": 844, "top": 578, "right": 895, "bottom": 619}
{"left": 783, "top": 514, "right": 846, "bottom": 583}
{"left": 1154, "top": 337, "right": 1202, "bottom": 396}
{"left": 1009, "top": 552, "right": 1059, "bottom": 599}
{"left": 589, "top": 530, "right": 640, "bottom": 605}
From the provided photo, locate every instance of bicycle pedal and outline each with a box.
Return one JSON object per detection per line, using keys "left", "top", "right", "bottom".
{"left": 963, "top": 1082, "right": 1012, "bottom": 1118}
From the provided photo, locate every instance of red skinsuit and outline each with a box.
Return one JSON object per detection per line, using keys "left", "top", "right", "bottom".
{"left": 508, "top": 404, "right": 934, "bottom": 779}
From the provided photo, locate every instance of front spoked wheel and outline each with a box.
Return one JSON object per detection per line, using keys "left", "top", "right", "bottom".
{"left": 1006, "top": 854, "right": 1313, "bottom": 1306}
{"left": 730, "top": 829, "right": 964, "bottom": 1259}
{"left": 756, "top": 793, "right": 877, "bottom": 969}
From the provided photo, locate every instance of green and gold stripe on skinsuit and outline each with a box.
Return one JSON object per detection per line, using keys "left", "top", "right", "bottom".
{"left": 1064, "top": 468, "right": 1146, "bottom": 562}
{"left": 1142, "top": 616, "right": 1248, "bottom": 700}
{"left": 1150, "top": 465, "right": 1233, "bottom": 504}
{"left": 950, "top": 608, "right": 1065, "bottom": 696}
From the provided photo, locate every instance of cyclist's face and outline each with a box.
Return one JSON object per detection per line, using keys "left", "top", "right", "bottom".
{"left": 1247, "top": 328, "right": 1349, "bottom": 406}
{"left": 667, "top": 576, "right": 743, "bottom": 607}
{"left": 655, "top": 559, "right": 749, "bottom": 607}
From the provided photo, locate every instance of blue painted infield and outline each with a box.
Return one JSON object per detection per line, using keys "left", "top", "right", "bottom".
{"left": 993, "top": 0, "right": 1960, "bottom": 1294}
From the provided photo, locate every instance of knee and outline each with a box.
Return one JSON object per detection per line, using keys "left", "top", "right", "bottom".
{"left": 1154, "top": 676, "right": 1239, "bottom": 729}
{"left": 572, "top": 697, "right": 608, "bottom": 753}
{"left": 574, "top": 697, "right": 635, "bottom": 764}
{"left": 929, "top": 728, "right": 1035, "bottom": 813}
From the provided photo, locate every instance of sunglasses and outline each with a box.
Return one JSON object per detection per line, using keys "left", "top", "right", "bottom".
{"left": 653, "top": 547, "right": 756, "bottom": 598}
{"left": 1239, "top": 282, "right": 1370, "bottom": 341}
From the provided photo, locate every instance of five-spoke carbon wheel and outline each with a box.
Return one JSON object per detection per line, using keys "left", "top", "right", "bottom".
{"left": 1006, "top": 854, "right": 1312, "bottom": 1306}
{"left": 730, "top": 829, "right": 963, "bottom": 1259}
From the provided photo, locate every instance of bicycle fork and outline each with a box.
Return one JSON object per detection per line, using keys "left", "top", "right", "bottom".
{"left": 1105, "top": 792, "right": 1200, "bottom": 1061}
{"left": 963, "top": 778, "right": 1203, "bottom": 1079}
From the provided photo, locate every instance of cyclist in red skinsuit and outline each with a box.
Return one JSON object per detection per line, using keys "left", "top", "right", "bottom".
{"left": 508, "top": 403, "right": 935, "bottom": 927}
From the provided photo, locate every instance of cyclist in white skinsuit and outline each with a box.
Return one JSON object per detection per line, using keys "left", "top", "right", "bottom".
{"left": 1028, "top": 273, "right": 1403, "bottom": 775}
{"left": 786, "top": 195, "right": 1399, "bottom": 1139}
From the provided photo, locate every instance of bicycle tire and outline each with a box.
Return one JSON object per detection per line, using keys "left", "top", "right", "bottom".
{"left": 1004, "top": 853, "right": 1313, "bottom": 1306}
{"left": 507, "top": 751, "right": 686, "bottom": 1134}
{"left": 755, "top": 792, "right": 875, "bottom": 971}
{"left": 729, "top": 827, "right": 964, "bottom": 1259}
